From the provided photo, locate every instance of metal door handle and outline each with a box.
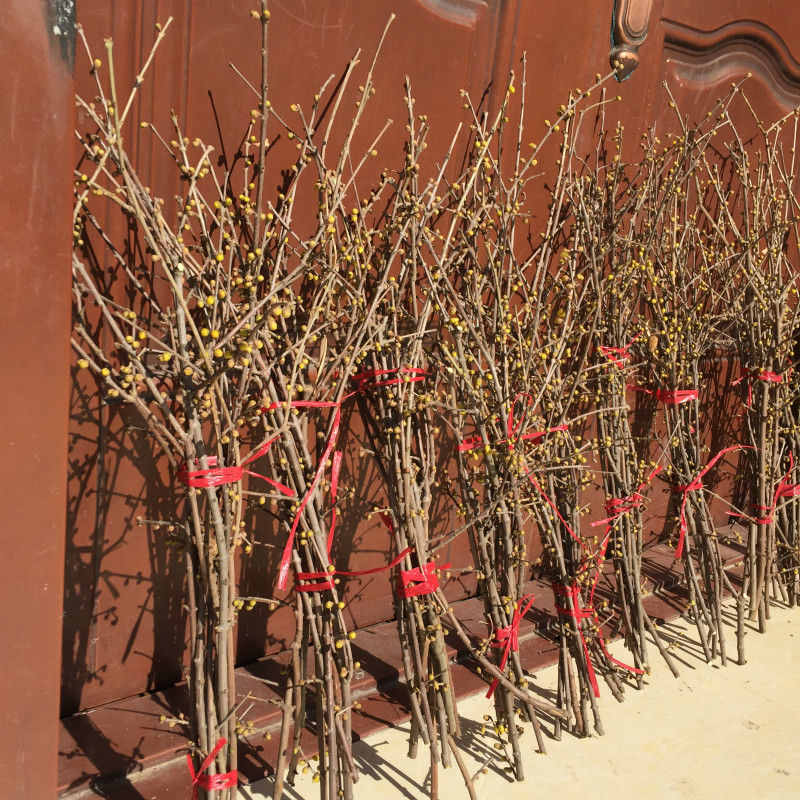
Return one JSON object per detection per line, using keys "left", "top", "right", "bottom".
{"left": 610, "top": 0, "right": 654, "bottom": 80}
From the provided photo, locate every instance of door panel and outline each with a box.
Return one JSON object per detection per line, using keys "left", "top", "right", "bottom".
{"left": 659, "top": 1, "right": 800, "bottom": 128}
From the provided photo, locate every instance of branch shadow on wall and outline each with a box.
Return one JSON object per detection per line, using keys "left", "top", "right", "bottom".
{"left": 61, "top": 366, "right": 187, "bottom": 795}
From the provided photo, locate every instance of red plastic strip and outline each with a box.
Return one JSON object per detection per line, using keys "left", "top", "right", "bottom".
{"left": 264, "top": 366, "right": 427, "bottom": 591}
{"left": 350, "top": 366, "right": 426, "bottom": 392}
{"left": 628, "top": 385, "right": 698, "bottom": 405}
{"left": 459, "top": 393, "right": 568, "bottom": 453}
{"left": 398, "top": 560, "right": 451, "bottom": 598}
{"left": 295, "top": 547, "right": 414, "bottom": 593}
{"left": 591, "top": 466, "right": 662, "bottom": 536}
{"left": 295, "top": 575, "right": 335, "bottom": 593}
{"left": 733, "top": 368, "right": 790, "bottom": 408}
{"left": 589, "top": 466, "right": 662, "bottom": 602}
{"left": 671, "top": 445, "right": 750, "bottom": 559}
{"left": 597, "top": 344, "right": 632, "bottom": 368}
{"left": 486, "top": 593, "right": 536, "bottom": 699}
{"left": 730, "top": 452, "right": 800, "bottom": 525}
{"left": 552, "top": 582, "right": 600, "bottom": 697}
{"left": 597, "top": 334, "right": 640, "bottom": 368}
{"left": 379, "top": 511, "right": 395, "bottom": 533}
{"left": 263, "top": 400, "right": 342, "bottom": 590}
{"left": 378, "top": 511, "right": 449, "bottom": 599}
{"left": 177, "top": 438, "right": 295, "bottom": 497}
{"left": 523, "top": 463, "right": 588, "bottom": 559}
{"left": 334, "top": 546, "right": 413, "bottom": 577}
{"left": 326, "top": 450, "right": 342, "bottom": 554}
{"left": 186, "top": 737, "right": 237, "bottom": 800}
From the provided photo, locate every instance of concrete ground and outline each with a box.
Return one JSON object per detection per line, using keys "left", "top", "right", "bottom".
{"left": 244, "top": 602, "right": 800, "bottom": 800}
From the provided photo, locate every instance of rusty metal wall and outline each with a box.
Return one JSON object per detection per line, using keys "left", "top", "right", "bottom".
{"left": 0, "top": 1, "right": 75, "bottom": 797}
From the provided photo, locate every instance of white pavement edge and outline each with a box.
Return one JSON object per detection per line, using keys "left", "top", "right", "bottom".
{"left": 243, "top": 601, "right": 800, "bottom": 800}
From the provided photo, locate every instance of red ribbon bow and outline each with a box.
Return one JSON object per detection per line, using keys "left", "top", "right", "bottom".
{"left": 597, "top": 345, "right": 632, "bottom": 368}
{"left": 591, "top": 466, "right": 663, "bottom": 533}
{"left": 186, "top": 738, "right": 237, "bottom": 800}
{"left": 486, "top": 593, "right": 536, "bottom": 699}
{"left": 398, "top": 560, "right": 449, "bottom": 598}
{"left": 597, "top": 334, "right": 640, "bottom": 368}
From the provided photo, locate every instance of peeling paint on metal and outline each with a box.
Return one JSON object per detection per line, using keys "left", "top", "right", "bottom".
{"left": 47, "top": 0, "right": 76, "bottom": 68}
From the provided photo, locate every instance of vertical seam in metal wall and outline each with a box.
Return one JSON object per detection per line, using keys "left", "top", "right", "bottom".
{"left": 182, "top": 0, "right": 192, "bottom": 134}
{"left": 485, "top": 0, "right": 521, "bottom": 119}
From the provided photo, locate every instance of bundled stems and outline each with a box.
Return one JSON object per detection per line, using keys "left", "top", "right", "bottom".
{"left": 728, "top": 98, "right": 800, "bottom": 625}
{"left": 72, "top": 11, "right": 800, "bottom": 798}
{"left": 352, "top": 83, "right": 466, "bottom": 796}
{"left": 565, "top": 113, "right": 679, "bottom": 678}
{"left": 636, "top": 85, "right": 750, "bottom": 666}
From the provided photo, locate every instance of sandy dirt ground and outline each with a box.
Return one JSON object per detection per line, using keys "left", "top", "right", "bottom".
{"left": 244, "top": 601, "right": 800, "bottom": 800}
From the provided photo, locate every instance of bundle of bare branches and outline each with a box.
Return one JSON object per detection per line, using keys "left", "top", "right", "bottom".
{"left": 72, "top": 9, "right": 400, "bottom": 799}
{"left": 256, "top": 26, "right": 409, "bottom": 800}
{"left": 564, "top": 114, "right": 680, "bottom": 683}
{"left": 416, "top": 71, "right": 562, "bottom": 776}
{"left": 727, "top": 99, "right": 800, "bottom": 627}
{"left": 634, "top": 87, "right": 750, "bottom": 668}
{"left": 72, "top": 16, "right": 277, "bottom": 797}
{"left": 419, "top": 65, "right": 629, "bottom": 764}
{"left": 348, "top": 83, "right": 474, "bottom": 797}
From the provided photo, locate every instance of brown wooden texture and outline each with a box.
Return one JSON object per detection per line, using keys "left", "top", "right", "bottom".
{"left": 63, "top": 0, "right": 800, "bottom": 737}
{"left": 0, "top": 2, "right": 74, "bottom": 797}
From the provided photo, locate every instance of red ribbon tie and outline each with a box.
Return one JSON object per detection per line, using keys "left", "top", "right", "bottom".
{"left": 730, "top": 452, "right": 800, "bottom": 525}
{"left": 733, "top": 368, "right": 790, "bottom": 408}
{"left": 459, "top": 393, "right": 567, "bottom": 453}
{"left": 399, "top": 560, "right": 449, "bottom": 599}
{"left": 486, "top": 593, "right": 536, "bottom": 699}
{"left": 629, "top": 385, "right": 698, "bottom": 405}
{"left": 671, "top": 446, "right": 749, "bottom": 558}
{"left": 177, "top": 439, "right": 294, "bottom": 497}
{"left": 186, "top": 738, "right": 237, "bottom": 800}
{"left": 295, "top": 547, "right": 414, "bottom": 593}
